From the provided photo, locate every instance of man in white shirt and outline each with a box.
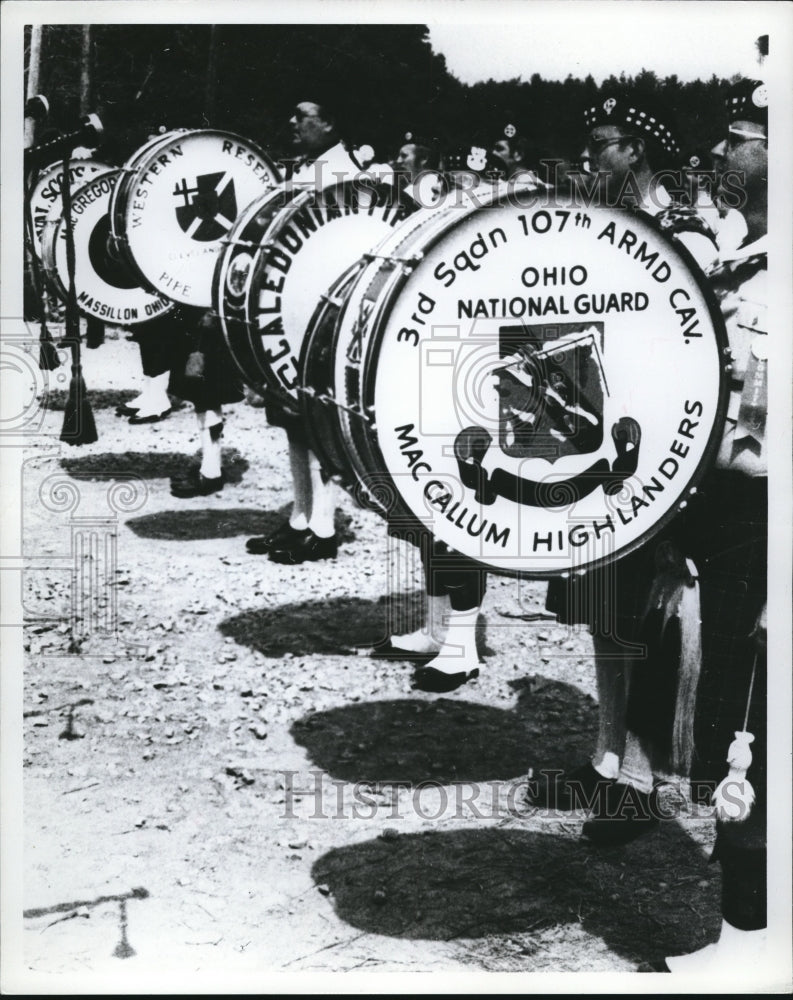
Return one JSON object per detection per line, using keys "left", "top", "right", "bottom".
{"left": 247, "top": 100, "right": 360, "bottom": 564}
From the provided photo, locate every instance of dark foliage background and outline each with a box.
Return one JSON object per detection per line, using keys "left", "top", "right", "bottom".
{"left": 26, "top": 23, "right": 740, "bottom": 166}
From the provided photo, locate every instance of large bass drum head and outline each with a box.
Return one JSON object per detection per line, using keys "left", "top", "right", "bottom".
{"left": 115, "top": 130, "right": 281, "bottom": 308}
{"left": 355, "top": 194, "right": 728, "bottom": 576}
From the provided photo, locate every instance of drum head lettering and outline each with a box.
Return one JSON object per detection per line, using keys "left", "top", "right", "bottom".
{"left": 240, "top": 181, "right": 415, "bottom": 408}
{"left": 44, "top": 169, "right": 174, "bottom": 325}
{"left": 349, "top": 197, "right": 727, "bottom": 575}
{"left": 117, "top": 131, "right": 281, "bottom": 308}
{"left": 28, "top": 158, "right": 112, "bottom": 259}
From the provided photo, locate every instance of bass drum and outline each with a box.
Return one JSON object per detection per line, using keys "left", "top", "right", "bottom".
{"left": 107, "top": 128, "right": 187, "bottom": 256}
{"left": 111, "top": 130, "right": 281, "bottom": 308}
{"left": 214, "top": 185, "right": 303, "bottom": 393}
{"left": 303, "top": 190, "right": 730, "bottom": 576}
{"left": 28, "top": 157, "right": 113, "bottom": 259}
{"left": 219, "top": 179, "right": 415, "bottom": 420}
{"left": 299, "top": 263, "right": 363, "bottom": 486}
{"left": 40, "top": 168, "right": 174, "bottom": 325}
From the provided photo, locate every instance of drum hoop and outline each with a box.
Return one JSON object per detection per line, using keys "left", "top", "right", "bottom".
{"left": 359, "top": 197, "right": 731, "bottom": 578}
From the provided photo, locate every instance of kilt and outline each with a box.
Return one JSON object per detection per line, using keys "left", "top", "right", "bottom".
{"left": 167, "top": 307, "right": 245, "bottom": 410}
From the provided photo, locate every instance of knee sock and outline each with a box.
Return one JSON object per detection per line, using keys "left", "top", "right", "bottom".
{"left": 136, "top": 370, "right": 171, "bottom": 416}
{"left": 617, "top": 730, "right": 654, "bottom": 794}
{"left": 592, "top": 635, "right": 631, "bottom": 779}
{"left": 307, "top": 450, "right": 336, "bottom": 539}
{"left": 287, "top": 434, "right": 310, "bottom": 531}
{"left": 392, "top": 594, "right": 450, "bottom": 652}
{"left": 198, "top": 409, "right": 223, "bottom": 480}
{"left": 424, "top": 605, "right": 480, "bottom": 674}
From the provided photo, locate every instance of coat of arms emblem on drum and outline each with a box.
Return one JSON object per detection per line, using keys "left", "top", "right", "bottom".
{"left": 173, "top": 172, "right": 238, "bottom": 241}
{"left": 494, "top": 322, "right": 605, "bottom": 461}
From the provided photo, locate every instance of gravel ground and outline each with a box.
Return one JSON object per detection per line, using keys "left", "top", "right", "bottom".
{"left": 14, "top": 328, "right": 726, "bottom": 988}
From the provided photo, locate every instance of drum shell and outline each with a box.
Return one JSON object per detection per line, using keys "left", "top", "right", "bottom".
{"left": 213, "top": 185, "right": 303, "bottom": 398}
{"left": 299, "top": 263, "right": 364, "bottom": 486}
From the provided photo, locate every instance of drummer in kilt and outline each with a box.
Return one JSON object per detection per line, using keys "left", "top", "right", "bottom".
{"left": 245, "top": 99, "right": 362, "bottom": 564}
{"left": 659, "top": 77, "right": 769, "bottom": 975}
{"left": 528, "top": 91, "right": 719, "bottom": 842}
{"left": 168, "top": 307, "right": 246, "bottom": 497}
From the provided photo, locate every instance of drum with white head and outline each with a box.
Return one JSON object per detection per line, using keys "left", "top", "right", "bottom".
{"left": 302, "top": 190, "right": 729, "bottom": 575}
{"left": 28, "top": 157, "right": 113, "bottom": 258}
{"left": 217, "top": 179, "right": 415, "bottom": 422}
{"left": 41, "top": 168, "right": 174, "bottom": 324}
{"left": 111, "top": 130, "right": 281, "bottom": 308}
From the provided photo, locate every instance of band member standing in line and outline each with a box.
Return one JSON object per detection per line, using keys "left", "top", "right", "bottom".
{"left": 246, "top": 100, "right": 360, "bottom": 564}
{"left": 529, "top": 92, "right": 719, "bottom": 843}
{"left": 651, "top": 78, "right": 768, "bottom": 974}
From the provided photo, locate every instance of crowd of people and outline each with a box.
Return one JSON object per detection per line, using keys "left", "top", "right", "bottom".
{"left": 26, "top": 70, "right": 771, "bottom": 976}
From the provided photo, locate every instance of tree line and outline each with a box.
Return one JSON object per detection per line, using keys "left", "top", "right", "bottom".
{"left": 25, "top": 24, "right": 744, "bottom": 166}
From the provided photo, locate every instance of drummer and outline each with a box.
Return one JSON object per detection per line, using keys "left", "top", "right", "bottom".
{"left": 394, "top": 131, "right": 443, "bottom": 208}
{"left": 529, "top": 91, "right": 720, "bottom": 842}
{"left": 490, "top": 122, "right": 548, "bottom": 188}
{"left": 660, "top": 78, "right": 769, "bottom": 975}
{"left": 374, "top": 136, "right": 499, "bottom": 694}
{"left": 246, "top": 99, "right": 361, "bottom": 564}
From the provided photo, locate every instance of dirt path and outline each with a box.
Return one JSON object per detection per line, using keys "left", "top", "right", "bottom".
{"left": 16, "top": 331, "right": 720, "bottom": 984}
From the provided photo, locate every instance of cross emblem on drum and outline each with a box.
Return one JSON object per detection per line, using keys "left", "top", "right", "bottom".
{"left": 173, "top": 172, "right": 238, "bottom": 242}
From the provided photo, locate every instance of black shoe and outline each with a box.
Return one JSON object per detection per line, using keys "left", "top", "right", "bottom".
{"left": 246, "top": 522, "right": 308, "bottom": 555}
{"left": 269, "top": 530, "right": 338, "bottom": 565}
{"left": 526, "top": 762, "right": 616, "bottom": 811}
{"left": 638, "top": 960, "right": 670, "bottom": 973}
{"left": 412, "top": 665, "right": 479, "bottom": 693}
{"left": 369, "top": 640, "right": 440, "bottom": 663}
{"left": 581, "top": 783, "right": 659, "bottom": 846}
{"left": 129, "top": 408, "right": 172, "bottom": 425}
{"left": 116, "top": 402, "right": 140, "bottom": 417}
{"left": 170, "top": 470, "right": 224, "bottom": 498}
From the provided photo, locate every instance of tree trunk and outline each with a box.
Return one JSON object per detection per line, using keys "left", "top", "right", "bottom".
{"left": 25, "top": 24, "right": 43, "bottom": 147}
{"left": 79, "top": 25, "right": 92, "bottom": 117}
{"left": 205, "top": 25, "right": 218, "bottom": 127}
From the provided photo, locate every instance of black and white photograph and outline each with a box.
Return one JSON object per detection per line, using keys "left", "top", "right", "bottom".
{"left": 2, "top": 0, "right": 792, "bottom": 992}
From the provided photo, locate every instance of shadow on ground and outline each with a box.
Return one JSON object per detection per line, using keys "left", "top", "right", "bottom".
{"left": 41, "top": 389, "right": 186, "bottom": 412}
{"left": 60, "top": 448, "right": 249, "bottom": 482}
{"left": 311, "top": 823, "right": 718, "bottom": 965}
{"left": 290, "top": 676, "right": 597, "bottom": 783}
{"left": 219, "top": 590, "right": 421, "bottom": 657}
{"left": 127, "top": 508, "right": 356, "bottom": 543}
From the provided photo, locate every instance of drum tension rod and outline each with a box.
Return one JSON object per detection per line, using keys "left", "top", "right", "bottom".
{"left": 220, "top": 238, "right": 261, "bottom": 247}
{"left": 363, "top": 251, "right": 425, "bottom": 269}
{"left": 299, "top": 386, "right": 364, "bottom": 418}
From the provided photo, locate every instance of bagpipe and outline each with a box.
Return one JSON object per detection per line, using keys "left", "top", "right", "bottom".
{"left": 25, "top": 119, "right": 732, "bottom": 583}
